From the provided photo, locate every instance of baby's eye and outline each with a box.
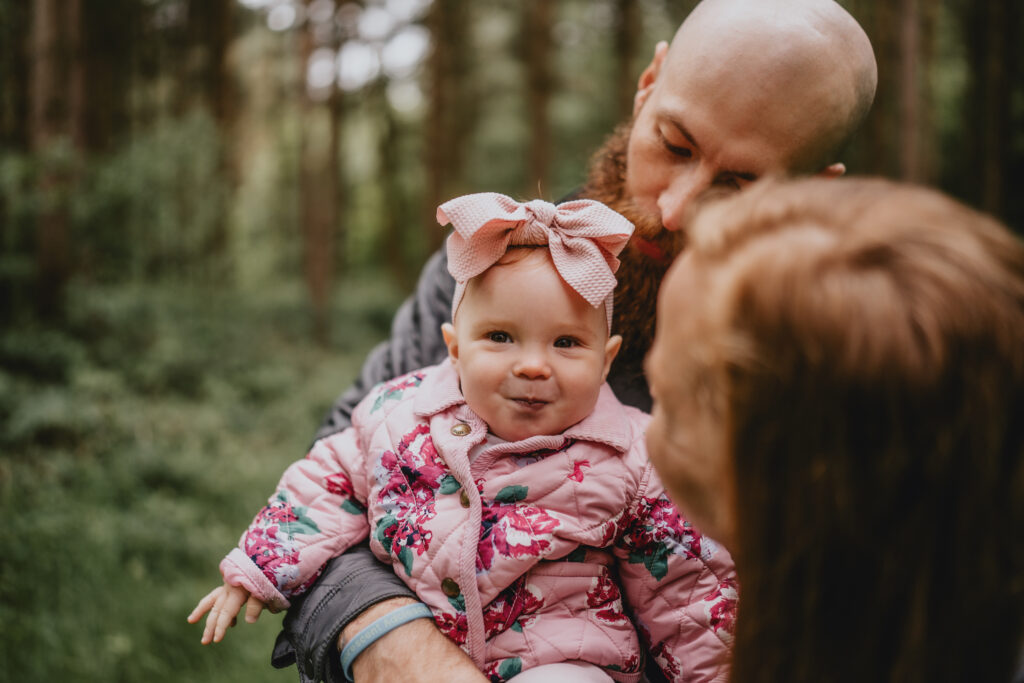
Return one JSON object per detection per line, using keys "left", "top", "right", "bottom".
{"left": 554, "top": 337, "right": 578, "bottom": 348}
{"left": 488, "top": 331, "right": 511, "bottom": 343}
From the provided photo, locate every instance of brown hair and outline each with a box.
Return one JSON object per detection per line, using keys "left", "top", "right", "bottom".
{"left": 685, "top": 177, "right": 1024, "bottom": 683}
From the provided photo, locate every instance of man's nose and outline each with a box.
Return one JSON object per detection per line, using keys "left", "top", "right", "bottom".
{"left": 513, "top": 350, "right": 552, "bottom": 380}
{"left": 657, "top": 168, "right": 712, "bottom": 232}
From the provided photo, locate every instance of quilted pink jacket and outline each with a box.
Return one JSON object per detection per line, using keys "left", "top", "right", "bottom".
{"left": 221, "top": 363, "right": 737, "bottom": 682}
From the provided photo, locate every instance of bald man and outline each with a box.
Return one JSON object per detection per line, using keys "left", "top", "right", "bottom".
{"left": 270, "top": 2, "right": 877, "bottom": 682}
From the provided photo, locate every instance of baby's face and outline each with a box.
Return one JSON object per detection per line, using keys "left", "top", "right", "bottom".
{"left": 442, "top": 250, "right": 621, "bottom": 442}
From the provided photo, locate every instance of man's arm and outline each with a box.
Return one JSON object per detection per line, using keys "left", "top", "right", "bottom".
{"left": 275, "top": 248, "right": 478, "bottom": 682}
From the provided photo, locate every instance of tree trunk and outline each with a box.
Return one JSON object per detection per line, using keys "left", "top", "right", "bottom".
{"left": 0, "top": 1, "right": 31, "bottom": 324}
{"left": 0, "top": 2, "right": 31, "bottom": 152}
{"left": 377, "top": 81, "right": 411, "bottom": 289}
{"left": 978, "top": 1, "right": 1009, "bottom": 216}
{"left": 961, "top": 0, "right": 1014, "bottom": 219}
{"left": 191, "top": 0, "right": 236, "bottom": 273}
{"left": 328, "top": 84, "right": 345, "bottom": 288}
{"left": 298, "top": 6, "right": 335, "bottom": 345}
{"left": 898, "top": 0, "right": 921, "bottom": 181}
{"left": 523, "top": 0, "right": 553, "bottom": 197}
{"left": 30, "top": 0, "right": 73, "bottom": 321}
{"left": 425, "top": 0, "right": 471, "bottom": 252}
{"left": 863, "top": 0, "right": 900, "bottom": 177}
{"left": 614, "top": 0, "right": 641, "bottom": 124}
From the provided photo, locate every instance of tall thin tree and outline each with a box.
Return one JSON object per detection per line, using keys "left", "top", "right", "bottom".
{"left": 614, "top": 0, "right": 641, "bottom": 123}
{"left": 298, "top": 4, "right": 340, "bottom": 344}
{"left": 425, "top": 0, "right": 471, "bottom": 251}
{"left": 523, "top": 0, "right": 553, "bottom": 197}
{"left": 29, "top": 0, "right": 74, "bottom": 320}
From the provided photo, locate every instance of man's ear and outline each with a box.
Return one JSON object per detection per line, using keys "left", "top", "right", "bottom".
{"left": 602, "top": 334, "right": 623, "bottom": 381}
{"left": 634, "top": 41, "right": 669, "bottom": 116}
{"left": 441, "top": 323, "right": 459, "bottom": 363}
{"left": 818, "top": 162, "right": 846, "bottom": 179}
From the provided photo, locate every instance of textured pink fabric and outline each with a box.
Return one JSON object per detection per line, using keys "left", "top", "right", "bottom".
{"left": 436, "top": 193, "right": 634, "bottom": 332}
{"left": 221, "top": 364, "right": 737, "bottom": 682}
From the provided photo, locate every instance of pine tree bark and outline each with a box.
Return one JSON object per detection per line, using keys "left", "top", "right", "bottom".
{"left": 377, "top": 81, "right": 410, "bottom": 289}
{"left": 864, "top": 0, "right": 900, "bottom": 177}
{"left": 614, "top": 0, "right": 641, "bottom": 124}
{"left": 962, "top": 0, "right": 1014, "bottom": 219}
{"left": 523, "top": 0, "right": 553, "bottom": 197}
{"left": 898, "top": 0, "right": 921, "bottom": 181}
{"left": 425, "top": 0, "right": 471, "bottom": 252}
{"left": 298, "top": 5, "right": 337, "bottom": 345}
{"left": 30, "top": 0, "right": 73, "bottom": 320}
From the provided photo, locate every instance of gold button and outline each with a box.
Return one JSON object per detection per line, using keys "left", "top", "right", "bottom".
{"left": 441, "top": 577, "right": 460, "bottom": 597}
{"left": 459, "top": 489, "right": 470, "bottom": 508}
{"left": 450, "top": 423, "right": 471, "bottom": 436}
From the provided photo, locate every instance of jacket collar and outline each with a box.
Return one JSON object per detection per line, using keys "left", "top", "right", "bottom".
{"left": 414, "top": 362, "right": 633, "bottom": 453}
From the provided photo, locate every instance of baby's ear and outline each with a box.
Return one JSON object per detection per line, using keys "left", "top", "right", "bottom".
{"left": 602, "top": 334, "right": 623, "bottom": 381}
{"left": 441, "top": 323, "right": 458, "bottom": 362}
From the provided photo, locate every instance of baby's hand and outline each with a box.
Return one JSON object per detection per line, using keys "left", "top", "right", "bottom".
{"left": 187, "top": 582, "right": 266, "bottom": 644}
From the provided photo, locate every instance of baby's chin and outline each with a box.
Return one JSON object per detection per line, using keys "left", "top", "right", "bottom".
{"left": 489, "top": 417, "right": 578, "bottom": 443}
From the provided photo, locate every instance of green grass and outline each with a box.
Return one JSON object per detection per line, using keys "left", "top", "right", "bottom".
{"left": 0, "top": 277, "right": 403, "bottom": 682}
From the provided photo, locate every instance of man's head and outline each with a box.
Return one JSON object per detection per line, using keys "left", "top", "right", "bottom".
{"left": 626, "top": 0, "right": 877, "bottom": 234}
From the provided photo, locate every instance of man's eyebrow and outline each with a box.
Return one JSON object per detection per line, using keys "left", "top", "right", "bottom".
{"left": 664, "top": 114, "right": 699, "bottom": 151}
{"left": 663, "top": 114, "right": 758, "bottom": 182}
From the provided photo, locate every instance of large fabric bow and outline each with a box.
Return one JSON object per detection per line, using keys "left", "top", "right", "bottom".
{"left": 437, "top": 192, "right": 635, "bottom": 331}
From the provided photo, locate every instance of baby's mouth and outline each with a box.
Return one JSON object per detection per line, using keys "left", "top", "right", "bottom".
{"left": 510, "top": 397, "right": 549, "bottom": 411}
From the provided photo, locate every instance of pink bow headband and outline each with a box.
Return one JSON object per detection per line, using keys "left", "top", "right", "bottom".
{"left": 436, "top": 192, "right": 635, "bottom": 333}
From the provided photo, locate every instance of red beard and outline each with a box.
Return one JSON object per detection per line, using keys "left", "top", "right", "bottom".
{"left": 579, "top": 123, "right": 686, "bottom": 372}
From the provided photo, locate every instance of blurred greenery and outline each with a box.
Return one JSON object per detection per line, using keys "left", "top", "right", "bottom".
{"left": 0, "top": 277, "right": 402, "bottom": 682}
{"left": 2, "top": 0, "right": 1023, "bottom": 680}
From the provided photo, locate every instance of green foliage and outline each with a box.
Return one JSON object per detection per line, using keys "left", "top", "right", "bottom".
{"left": 76, "top": 111, "right": 231, "bottom": 282}
{"left": 0, "top": 276, "right": 401, "bottom": 683}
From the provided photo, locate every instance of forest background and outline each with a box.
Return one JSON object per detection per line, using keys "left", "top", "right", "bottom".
{"left": 1, "top": 0, "right": 1022, "bottom": 681}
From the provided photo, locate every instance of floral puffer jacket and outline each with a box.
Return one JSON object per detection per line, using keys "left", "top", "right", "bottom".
{"left": 221, "top": 363, "right": 737, "bottom": 683}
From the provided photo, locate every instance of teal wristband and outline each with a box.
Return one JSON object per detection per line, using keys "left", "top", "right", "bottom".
{"left": 340, "top": 602, "right": 435, "bottom": 681}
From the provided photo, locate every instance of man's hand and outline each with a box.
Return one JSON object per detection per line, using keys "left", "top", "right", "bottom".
{"left": 341, "top": 597, "right": 486, "bottom": 683}
{"left": 188, "top": 582, "right": 267, "bottom": 644}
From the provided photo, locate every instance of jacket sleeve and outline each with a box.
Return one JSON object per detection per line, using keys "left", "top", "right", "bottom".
{"left": 220, "top": 428, "right": 374, "bottom": 612}
{"left": 273, "top": 251, "right": 452, "bottom": 682}
{"left": 313, "top": 248, "right": 454, "bottom": 442}
{"left": 614, "top": 465, "right": 737, "bottom": 683}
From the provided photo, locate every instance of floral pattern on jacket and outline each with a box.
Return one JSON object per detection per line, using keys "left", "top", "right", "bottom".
{"left": 220, "top": 363, "right": 736, "bottom": 683}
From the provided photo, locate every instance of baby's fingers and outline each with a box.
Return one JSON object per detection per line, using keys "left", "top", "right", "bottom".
{"left": 208, "top": 587, "right": 248, "bottom": 644}
{"left": 187, "top": 586, "right": 222, "bottom": 624}
{"left": 244, "top": 595, "right": 265, "bottom": 624}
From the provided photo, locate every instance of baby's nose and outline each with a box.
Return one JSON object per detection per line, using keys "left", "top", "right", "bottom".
{"left": 513, "top": 354, "right": 551, "bottom": 380}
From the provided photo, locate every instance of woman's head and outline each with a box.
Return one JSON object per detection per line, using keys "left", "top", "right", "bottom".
{"left": 647, "top": 177, "right": 1024, "bottom": 682}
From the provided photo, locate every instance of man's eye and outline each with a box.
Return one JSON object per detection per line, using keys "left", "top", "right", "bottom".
{"left": 665, "top": 142, "right": 692, "bottom": 159}
{"left": 554, "top": 337, "right": 578, "bottom": 348}
{"left": 488, "top": 331, "right": 511, "bottom": 343}
{"left": 659, "top": 130, "right": 692, "bottom": 159}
